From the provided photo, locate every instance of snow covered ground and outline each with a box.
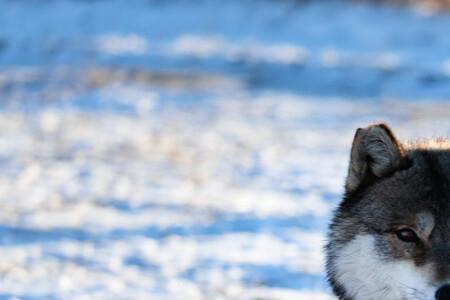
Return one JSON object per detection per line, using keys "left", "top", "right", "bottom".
{"left": 0, "top": 0, "right": 450, "bottom": 299}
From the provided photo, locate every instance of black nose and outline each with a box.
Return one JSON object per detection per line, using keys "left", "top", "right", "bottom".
{"left": 436, "top": 284, "right": 450, "bottom": 300}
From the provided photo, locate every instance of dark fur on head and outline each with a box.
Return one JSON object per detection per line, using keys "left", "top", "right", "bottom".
{"left": 326, "top": 123, "right": 450, "bottom": 300}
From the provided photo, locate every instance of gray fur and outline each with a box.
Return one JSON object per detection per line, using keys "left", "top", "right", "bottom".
{"left": 326, "top": 123, "right": 450, "bottom": 300}
{"left": 346, "top": 124, "right": 405, "bottom": 193}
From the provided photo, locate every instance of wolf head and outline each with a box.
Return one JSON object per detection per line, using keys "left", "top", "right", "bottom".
{"left": 326, "top": 124, "right": 450, "bottom": 300}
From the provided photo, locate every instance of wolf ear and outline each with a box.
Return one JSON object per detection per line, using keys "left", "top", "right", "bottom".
{"left": 346, "top": 124, "right": 405, "bottom": 194}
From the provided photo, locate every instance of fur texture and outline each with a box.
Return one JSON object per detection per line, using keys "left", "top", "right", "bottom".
{"left": 326, "top": 124, "right": 450, "bottom": 300}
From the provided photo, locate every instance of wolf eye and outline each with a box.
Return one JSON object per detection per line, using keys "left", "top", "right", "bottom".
{"left": 395, "top": 229, "right": 419, "bottom": 243}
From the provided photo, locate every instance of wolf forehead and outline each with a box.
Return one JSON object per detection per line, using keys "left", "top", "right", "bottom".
{"left": 342, "top": 125, "right": 450, "bottom": 230}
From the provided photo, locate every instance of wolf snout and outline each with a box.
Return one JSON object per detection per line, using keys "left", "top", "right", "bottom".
{"left": 436, "top": 284, "right": 450, "bottom": 300}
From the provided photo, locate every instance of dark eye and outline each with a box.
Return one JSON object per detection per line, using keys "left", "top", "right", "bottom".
{"left": 395, "top": 228, "right": 419, "bottom": 243}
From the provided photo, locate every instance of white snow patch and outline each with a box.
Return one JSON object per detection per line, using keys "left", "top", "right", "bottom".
{"left": 442, "top": 58, "right": 450, "bottom": 76}
{"left": 169, "top": 34, "right": 308, "bottom": 65}
{"left": 320, "top": 48, "right": 402, "bottom": 71}
{"left": 95, "top": 34, "right": 149, "bottom": 55}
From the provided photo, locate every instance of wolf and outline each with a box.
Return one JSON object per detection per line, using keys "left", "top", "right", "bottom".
{"left": 326, "top": 123, "right": 450, "bottom": 300}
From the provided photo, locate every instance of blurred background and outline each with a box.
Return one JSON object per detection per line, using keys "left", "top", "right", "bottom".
{"left": 1, "top": 0, "right": 450, "bottom": 299}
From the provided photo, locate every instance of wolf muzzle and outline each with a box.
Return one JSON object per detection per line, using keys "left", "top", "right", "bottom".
{"left": 436, "top": 284, "right": 450, "bottom": 300}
